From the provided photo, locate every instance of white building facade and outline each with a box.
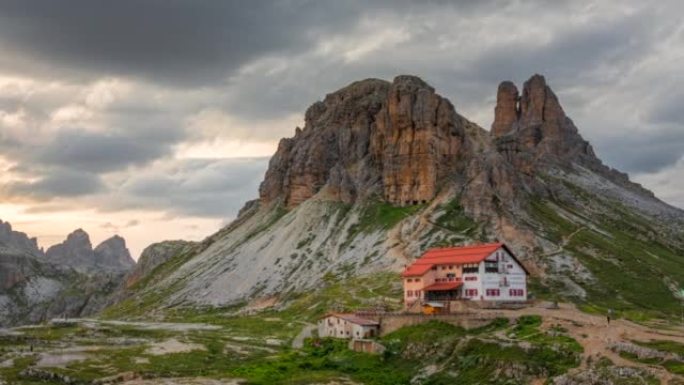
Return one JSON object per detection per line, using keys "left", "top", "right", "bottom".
{"left": 402, "top": 243, "right": 528, "bottom": 309}
{"left": 460, "top": 246, "right": 527, "bottom": 301}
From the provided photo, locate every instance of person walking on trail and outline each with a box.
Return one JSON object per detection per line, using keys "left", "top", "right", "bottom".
{"left": 607, "top": 308, "right": 613, "bottom": 325}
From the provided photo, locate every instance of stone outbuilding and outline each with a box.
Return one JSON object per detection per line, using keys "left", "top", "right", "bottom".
{"left": 317, "top": 313, "right": 380, "bottom": 339}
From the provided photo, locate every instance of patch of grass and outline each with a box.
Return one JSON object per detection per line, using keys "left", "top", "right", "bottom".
{"left": 433, "top": 197, "right": 479, "bottom": 238}
{"left": 0, "top": 355, "right": 39, "bottom": 384}
{"left": 450, "top": 337, "right": 579, "bottom": 382}
{"left": 633, "top": 339, "right": 684, "bottom": 357}
{"left": 511, "top": 315, "right": 583, "bottom": 354}
{"left": 662, "top": 360, "right": 684, "bottom": 375}
{"left": 234, "top": 338, "right": 412, "bottom": 385}
{"left": 382, "top": 320, "right": 465, "bottom": 358}
{"left": 347, "top": 200, "right": 425, "bottom": 241}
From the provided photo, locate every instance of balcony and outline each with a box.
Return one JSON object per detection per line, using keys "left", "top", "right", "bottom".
{"left": 432, "top": 277, "right": 462, "bottom": 284}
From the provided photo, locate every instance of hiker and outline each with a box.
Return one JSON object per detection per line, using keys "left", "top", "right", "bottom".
{"left": 607, "top": 308, "right": 613, "bottom": 325}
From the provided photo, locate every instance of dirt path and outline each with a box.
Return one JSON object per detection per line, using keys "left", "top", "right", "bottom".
{"left": 486, "top": 303, "right": 684, "bottom": 384}
{"left": 541, "top": 226, "right": 585, "bottom": 257}
{"left": 292, "top": 323, "right": 316, "bottom": 349}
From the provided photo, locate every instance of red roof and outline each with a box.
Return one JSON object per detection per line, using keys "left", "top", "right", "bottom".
{"left": 402, "top": 243, "right": 504, "bottom": 277}
{"left": 423, "top": 281, "right": 463, "bottom": 291}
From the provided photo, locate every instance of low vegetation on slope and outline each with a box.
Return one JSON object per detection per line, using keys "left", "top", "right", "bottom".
{"left": 527, "top": 178, "right": 684, "bottom": 321}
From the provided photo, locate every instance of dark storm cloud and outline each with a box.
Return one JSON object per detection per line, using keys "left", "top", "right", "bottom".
{"left": 3, "top": 170, "right": 104, "bottom": 199}
{"left": 648, "top": 95, "right": 684, "bottom": 125}
{"left": 0, "top": 0, "right": 373, "bottom": 85}
{"left": 34, "top": 130, "right": 175, "bottom": 173}
{"left": 468, "top": 12, "right": 653, "bottom": 86}
{"left": 595, "top": 127, "right": 684, "bottom": 174}
{"left": 112, "top": 157, "right": 269, "bottom": 217}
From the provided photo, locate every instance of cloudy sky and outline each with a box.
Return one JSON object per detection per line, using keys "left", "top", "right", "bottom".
{"left": 0, "top": 0, "right": 682, "bottom": 257}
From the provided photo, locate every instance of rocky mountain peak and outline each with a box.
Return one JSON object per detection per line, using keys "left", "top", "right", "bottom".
{"left": 65, "top": 228, "right": 92, "bottom": 247}
{"left": 46, "top": 229, "right": 94, "bottom": 268}
{"left": 492, "top": 74, "right": 597, "bottom": 173}
{"left": 491, "top": 81, "right": 519, "bottom": 137}
{"left": 259, "top": 75, "right": 471, "bottom": 208}
{"left": 0, "top": 219, "right": 42, "bottom": 257}
{"left": 45, "top": 229, "right": 134, "bottom": 273}
{"left": 94, "top": 235, "right": 135, "bottom": 272}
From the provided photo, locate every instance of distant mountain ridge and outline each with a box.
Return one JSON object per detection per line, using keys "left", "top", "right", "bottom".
{"left": 0, "top": 221, "right": 134, "bottom": 326}
{"left": 45, "top": 229, "right": 135, "bottom": 273}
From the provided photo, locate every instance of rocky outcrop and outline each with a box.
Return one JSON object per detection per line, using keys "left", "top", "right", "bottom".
{"left": 0, "top": 221, "right": 136, "bottom": 326}
{"left": 373, "top": 76, "right": 469, "bottom": 205}
{"left": 125, "top": 240, "right": 194, "bottom": 288}
{"left": 46, "top": 229, "right": 94, "bottom": 271}
{"left": 259, "top": 78, "right": 390, "bottom": 207}
{"left": 491, "top": 81, "right": 520, "bottom": 137}
{"left": 0, "top": 220, "right": 42, "bottom": 257}
{"left": 492, "top": 75, "right": 659, "bottom": 201}
{"left": 492, "top": 74, "right": 597, "bottom": 173}
{"left": 45, "top": 229, "right": 134, "bottom": 274}
{"left": 94, "top": 235, "right": 135, "bottom": 272}
{"left": 259, "top": 76, "right": 470, "bottom": 208}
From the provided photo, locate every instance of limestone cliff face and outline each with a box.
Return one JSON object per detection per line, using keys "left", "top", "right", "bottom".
{"left": 373, "top": 76, "right": 469, "bottom": 205}
{"left": 124, "top": 240, "right": 194, "bottom": 289}
{"left": 259, "top": 76, "right": 470, "bottom": 208}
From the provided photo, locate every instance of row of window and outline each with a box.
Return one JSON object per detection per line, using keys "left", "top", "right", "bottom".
{"left": 429, "top": 288, "right": 525, "bottom": 298}
{"left": 406, "top": 278, "right": 421, "bottom": 283}
{"left": 486, "top": 289, "right": 501, "bottom": 296}
{"left": 485, "top": 288, "right": 525, "bottom": 297}
{"left": 464, "top": 276, "right": 477, "bottom": 281}
{"left": 406, "top": 290, "right": 422, "bottom": 297}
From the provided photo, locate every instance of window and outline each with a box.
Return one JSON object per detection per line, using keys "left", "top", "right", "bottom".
{"left": 407, "top": 290, "right": 413, "bottom": 297}
{"left": 509, "top": 289, "right": 525, "bottom": 297}
{"left": 441, "top": 266, "right": 446, "bottom": 270}
{"left": 464, "top": 276, "right": 477, "bottom": 281}
{"left": 484, "top": 261, "right": 498, "bottom": 273}
{"left": 465, "top": 289, "right": 478, "bottom": 297}
{"left": 463, "top": 263, "right": 478, "bottom": 273}
{"left": 486, "top": 289, "right": 500, "bottom": 296}
{"left": 449, "top": 265, "right": 454, "bottom": 269}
